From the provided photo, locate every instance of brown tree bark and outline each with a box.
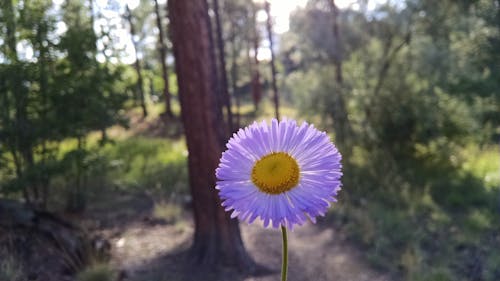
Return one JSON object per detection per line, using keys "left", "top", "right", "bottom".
{"left": 249, "top": 2, "right": 262, "bottom": 111}
{"left": 153, "top": 0, "right": 173, "bottom": 118}
{"left": 168, "top": 0, "right": 255, "bottom": 269}
{"left": 125, "top": 5, "right": 148, "bottom": 118}
{"left": 229, "top": 13, "right": 240, "bottom": 128}
{"left": 264, "top": 1, "right": 279, "bottom": 120}
{"left": 213, "top": 0, "right": 234, "bottom": 133}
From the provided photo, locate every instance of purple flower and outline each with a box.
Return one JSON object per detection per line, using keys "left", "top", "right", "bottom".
{"left": 216, "top": 118, "right": 342, "bottom": 229}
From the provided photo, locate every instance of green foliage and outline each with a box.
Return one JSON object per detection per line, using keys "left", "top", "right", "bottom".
{"left": 292, "top": 1, "right": 500, "bottom": 272}
{"left": 60, "top": 147, "right": 110, "bottom": 211}
{"left": 285, "top": 0, "right": 494, "bottom": 151}
{"left": 153, "top": 201, "right": 183, "bottom": 223}
{"left": 0, "top": 0, "right": 498, "bottom": 279}
{"left": 101, "top": 137, "right": 188, "bottom": 194}
{"left": 461, "top": 145, "right": 500, "bottom": 190}
{"left": 285, "top": 3, "right": 500, "bottom": 279}
{"left": 41, "top": 136, "right": 189, "bottom": 210}
{"left": 330, "top": 145, "right": 499, "bottom": 281}
{"left": 0, "top": 0, "right": 130, "bottom": 206}
{"left": 76, "top": 263, "right": 116, "bottom": 281}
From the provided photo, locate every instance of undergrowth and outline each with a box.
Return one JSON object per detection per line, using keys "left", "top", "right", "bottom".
{"left": 330, "top": 144, "right": 500, "bottom": 281}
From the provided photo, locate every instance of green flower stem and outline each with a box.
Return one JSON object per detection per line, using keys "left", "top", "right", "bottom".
{"left": 281, "top": 226, "right": 288, "bottom": 281}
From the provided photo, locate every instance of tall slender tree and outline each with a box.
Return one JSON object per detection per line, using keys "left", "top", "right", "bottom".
{"left": 328, "top": 0, "right": 351, "bottom": 150}
{"left": 153, "top": 0, "right": 173, "bottom": 117}
{"left": 1, "top": 0, "right": 33, "bottom": 203}
{"left": 168, "top": 0, "right": 255, "bottom": 269}
{"left": 228, "top": 7, "right": 241, "bottom": 128}
{"left": 329, "top": 0, "right": 343, "bottom": 83}
{"left": 213, "top": 0, "right": 234, "bottom": 132}
{"left": 125, "top": 5, "right": 148, "bottom": 118}
{"left": 264, "top": 1, "right": 279, "bottom": 119}
{"left": 249, "top": 1, "right": 262, "bottom": 111}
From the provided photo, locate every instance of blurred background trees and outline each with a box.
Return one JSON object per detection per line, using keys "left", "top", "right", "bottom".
{"left": 0, "top": 0, "right": 499, "bottom": 280}
{"left": 0, "top": 0, "right": 128, "bottom": 210}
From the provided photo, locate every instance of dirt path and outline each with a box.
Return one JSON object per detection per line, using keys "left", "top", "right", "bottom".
{"left": 241, "top": 222, "right": 390, "bottom": 281}
{"left": 106, "top": 215, "right": 391, "bottom": 281}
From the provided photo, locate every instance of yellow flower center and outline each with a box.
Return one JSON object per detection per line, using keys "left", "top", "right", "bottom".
{"left": 251, "top": 152, "right": 300, "bottom": 194}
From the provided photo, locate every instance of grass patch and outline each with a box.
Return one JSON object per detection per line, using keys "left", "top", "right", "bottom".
{"left": 45, "top": 136, "right": 188, "bottom": 211}
{"left": 153, "top": 201, "right": 183, "bottom": 223}
{"left": 461, "top": 144, "right": 500, "bottom": 190}
{"left": 76, "top": 263, "right": 116, "bottom": 281}
{"left": 101, "top": 137, "right": 188, "bottom": 194}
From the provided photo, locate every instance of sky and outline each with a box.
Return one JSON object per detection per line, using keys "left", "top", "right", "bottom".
{"left": 267, "top": 0, "right": 359, "bottom": 33}
{"left": 266, "top": 0, "right": 309, "bottom": 34}
{"left": 17, "top": 0, "right": 382, "bottom": 64}
{"left": 255, "top": 0, "right": 362, "bottom": 60}
{"left": 109, "top": 0, "right": 323, "bottom": 63}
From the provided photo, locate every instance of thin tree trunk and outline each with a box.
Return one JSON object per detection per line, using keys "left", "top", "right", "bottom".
{"left": 169, "top": 0, "right": 256, "bottom": 270}
{"left": 373, "top": 33, "right": 411, "bottom": 97}
{"left": 213, "top": 0, "right": 233, "bottom": 133}
{"left": 264, "top": 1, "right": 279, "bottom": 120}
{"left": 37, "top": 21, "right": 50, "bottom": 209}
{"left": 90, "top": 0, "right": 109, "bottom": 140}
{"left": 246, "top": 38, "right": 255, "bottom": 111}
{"left": 250, "top": 2, "right": 262, "bottom": 111}
{"left": 329, "top": 0, "right": 351, "bottom": 149}
{"left": 9, "top": 148, "right": 29, "bottom": 203}
{"left": 4, "top": 0, "right": 34, "bottom": 203}
{"left": 66, "top": 137, "right": 86, "bottom": 213}
{"left": 125, "top": 5, "right": 148, "bottom": 118}
{"left": 330, "top": 0, "right": 343, "bottom": 83}
{"left": 229, "top": 17, "right": 240, "bottom": 129}
{"left": 154, "top": 0, "right": 173, "bottom": 117}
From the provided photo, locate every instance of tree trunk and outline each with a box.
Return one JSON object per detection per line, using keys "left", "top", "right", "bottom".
{"left": 250, "top": 2, "right": 262, "bottom": 111}
{"left": 264, "top": 1, "right": 279, "bottom": 120}
{"left": 213, "top": 0, "right": 234, "bottom": 133}
{"left": 330, "top": 0, "right": 343, "bottom": 83}
{"left": 229, "top": 16, "right": 240, "bottom": 129}
{"left": 168, "top": 0, "right": 255, "bottom": 270}
{"left": 66, "top": 137, "right": 87, "bottom": 213}
{"left": 37, "top": 20, "right": 51, "bottom": 209}
{"left": 125, "top": 5, "right": 148, "bottom": 118}
{"left": 329, "top": 0, "right": 351, "bottom": 150}
{"left": 4, "top": 0, "right": 33, "bottom": 204}
{"left": 373, "top": 33, "right": 411, "bottom": 98}
{"left": 154, "top": 0, "right": 173, "bottom": 118}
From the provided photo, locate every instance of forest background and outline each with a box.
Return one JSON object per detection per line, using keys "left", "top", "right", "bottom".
{"left": 0, "top": 0, "right": 499, "bottom": 280}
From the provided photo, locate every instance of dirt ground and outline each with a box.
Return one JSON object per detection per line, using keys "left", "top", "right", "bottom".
{"left": 90, "top": 192, "right": 392, "bottom": 281}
